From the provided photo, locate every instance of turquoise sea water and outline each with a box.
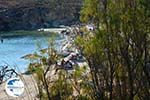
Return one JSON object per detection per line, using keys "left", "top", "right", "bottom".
{"left": 0, "top": 31, "right": 63, "bottom": 73}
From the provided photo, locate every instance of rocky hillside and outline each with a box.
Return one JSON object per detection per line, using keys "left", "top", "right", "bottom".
{"left": 0, "top": 0, "right": 82, "bottom": 31}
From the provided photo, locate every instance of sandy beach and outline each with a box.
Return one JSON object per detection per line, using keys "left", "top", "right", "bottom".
{"left": 37, "top": 28, "right": 67, "bottom": 33}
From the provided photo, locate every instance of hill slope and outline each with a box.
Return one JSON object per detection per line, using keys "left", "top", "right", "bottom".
{"left": 0, "top": 0, "right": 82, "bottom": 31}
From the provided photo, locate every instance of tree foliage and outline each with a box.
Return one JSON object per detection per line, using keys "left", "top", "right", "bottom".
{"left": 78, "top": 0, "right": 150, "bottom": 99}
{"left": 25, "top": 0, "right": 150, "bottom": 99}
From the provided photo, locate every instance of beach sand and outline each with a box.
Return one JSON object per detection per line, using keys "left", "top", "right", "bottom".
{"left": 37, "top": 28, "right": 67, "bottom": 33}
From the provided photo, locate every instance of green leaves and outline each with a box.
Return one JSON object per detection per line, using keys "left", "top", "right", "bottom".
{"left": 21, "top": 53, "right": 42, "bottom": 60}
{"left": 80, "top": 0, "right": 100, "bottom": 24}
{"left": 79, "top": 0, "right": 150, "bottom": 99}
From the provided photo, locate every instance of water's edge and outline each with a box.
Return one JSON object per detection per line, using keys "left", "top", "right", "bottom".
{"left": 0, "top": 30, "right": 64, "bottom": 73}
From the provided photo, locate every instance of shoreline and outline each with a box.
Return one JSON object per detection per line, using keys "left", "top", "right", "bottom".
{"left": 0, "top": 26, "right": 90, "bottom": 99}
{"left": 37, "top": 27, "right": 67, "bottom": 33}
{"left": 0, "top": 27, "right": 67, "bottom": 37}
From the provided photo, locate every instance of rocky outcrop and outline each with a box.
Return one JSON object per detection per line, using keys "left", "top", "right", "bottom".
{"left": 0, "top": 0, "right": 82, "bottom": 31}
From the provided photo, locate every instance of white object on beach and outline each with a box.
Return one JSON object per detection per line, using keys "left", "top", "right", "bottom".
{"left": 61, "top": 42, "right": 72, "bottom": 51}
{"left": 64, "top": 52, "right": 78, "bottom": 62}
{"left": 37, "top": 28, "right": 44, "bottom": 31}
{"left": 86, "top": 24, "right": 95, "bottom": 31}
{"left": 64, "top": 55, "right": 72, "bottom": 62}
